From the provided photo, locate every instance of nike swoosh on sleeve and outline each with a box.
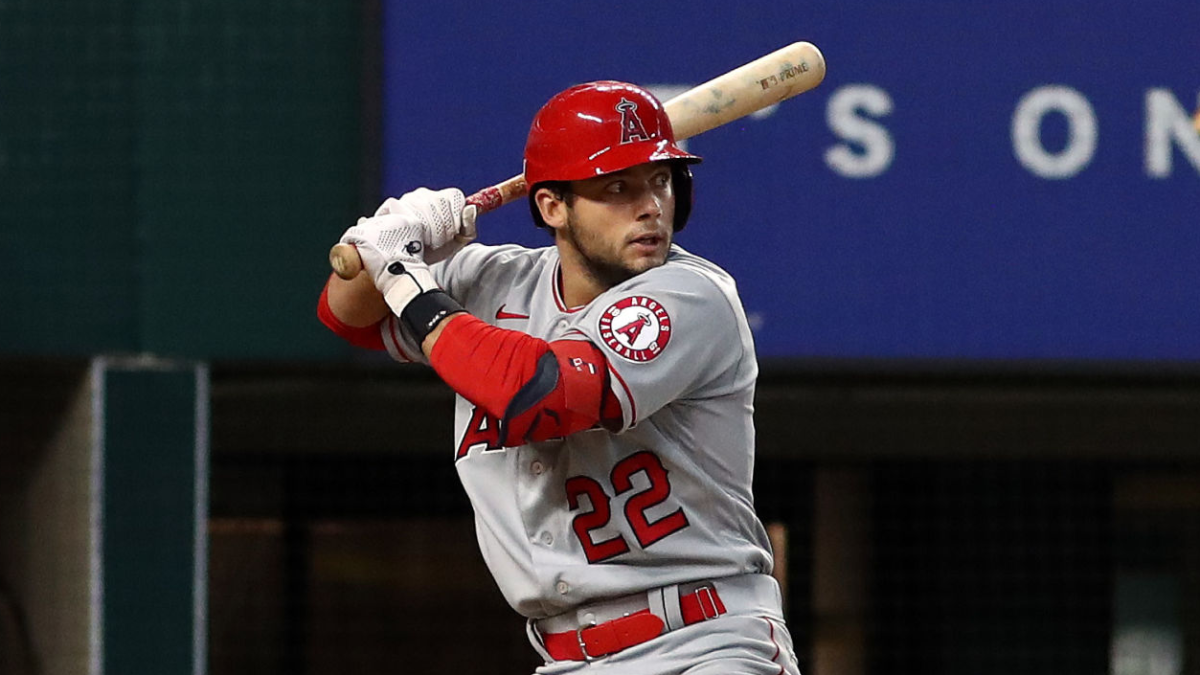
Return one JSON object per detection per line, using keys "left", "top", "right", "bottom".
{"left": 495, "top": 304, "right": 530, "bottom": 320}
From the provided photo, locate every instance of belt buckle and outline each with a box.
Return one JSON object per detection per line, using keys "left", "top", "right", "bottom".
{"left": 575, "top": 620, "right": 598, "bottom": 661}
{"left": 694, "top": 583, "right": 720, "bottom": 621}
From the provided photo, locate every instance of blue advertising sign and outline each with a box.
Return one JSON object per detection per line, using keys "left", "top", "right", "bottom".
{"left": 381, "top": 1, "right": 1200, "bottom": 361}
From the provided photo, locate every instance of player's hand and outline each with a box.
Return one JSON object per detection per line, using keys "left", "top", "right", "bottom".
{"left": 372, "top": 187, "right": 478, "bottom": 263}
{"left": 376, "top": 254, "right": 440, "bottom": 318}
{"left": 338, "top": 213, "right": 439, "bottom": 318}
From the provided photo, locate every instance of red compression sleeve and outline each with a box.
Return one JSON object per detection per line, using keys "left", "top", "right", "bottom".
{"left": 430, "top": 314, "right": 617, "bottom": 444}
{"left": 317, "top": 280, "right": 386, "bottom": 351}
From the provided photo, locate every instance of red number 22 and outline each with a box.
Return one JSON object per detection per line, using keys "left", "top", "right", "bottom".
{"left": 564, "top": 451, "right": 689, "bottom": 564}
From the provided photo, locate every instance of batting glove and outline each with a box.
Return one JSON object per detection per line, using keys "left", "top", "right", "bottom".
{"left": 337, "top": 223, "right": 436, "bottom": 315}
{"left": 371, "top": 187, "right": 478, "bottom": 264}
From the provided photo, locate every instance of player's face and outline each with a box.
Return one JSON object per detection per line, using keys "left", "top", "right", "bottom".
{"left": 559, "top": 162, "right": 676, "bottom": 287}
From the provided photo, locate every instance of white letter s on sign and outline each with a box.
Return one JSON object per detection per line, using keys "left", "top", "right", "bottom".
{"left": 825, "top": 84, "right": 895, "bottom": 178}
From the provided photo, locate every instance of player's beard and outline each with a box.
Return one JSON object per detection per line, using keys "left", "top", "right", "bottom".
{"left": 561, "top": 209, "right": 670, "bottom": 290}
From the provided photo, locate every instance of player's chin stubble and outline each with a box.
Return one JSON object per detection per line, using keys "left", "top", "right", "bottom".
{"left": 563, "top": 211, "right": 668, "bottom": 289}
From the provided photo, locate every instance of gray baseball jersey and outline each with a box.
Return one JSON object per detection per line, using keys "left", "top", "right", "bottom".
{"left": 380, "top": 242, "right": 774, "bottom": 620}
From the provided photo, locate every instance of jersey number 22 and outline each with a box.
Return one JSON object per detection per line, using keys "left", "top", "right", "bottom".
{"left": 565, "top": 450, "right": 690, "bottom": 564}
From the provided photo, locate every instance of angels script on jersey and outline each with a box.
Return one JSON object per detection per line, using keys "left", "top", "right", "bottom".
{"left": 456, "top": 405, "right": 503, "bottom": 460}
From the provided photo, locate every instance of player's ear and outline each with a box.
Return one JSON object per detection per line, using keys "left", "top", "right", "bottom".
{"left": 534, "top": 186, "right": 569, "bottom": 230}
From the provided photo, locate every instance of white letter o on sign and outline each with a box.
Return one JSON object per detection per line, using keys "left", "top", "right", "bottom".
{"left": 1012, "top": 86, "right": 1098, "bottom": 179}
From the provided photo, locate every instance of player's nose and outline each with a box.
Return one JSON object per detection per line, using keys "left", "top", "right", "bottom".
{"left": 634, "top": 187, "right": 663, "bottom": 221}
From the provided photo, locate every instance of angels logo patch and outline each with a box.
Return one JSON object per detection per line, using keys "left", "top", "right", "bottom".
{"left": 598, "top": 295, "right": 672, "bottom": 362}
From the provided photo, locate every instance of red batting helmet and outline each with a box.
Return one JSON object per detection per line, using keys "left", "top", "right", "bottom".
{"left": 523, "top": 80, "right": 701, "bottom": 231}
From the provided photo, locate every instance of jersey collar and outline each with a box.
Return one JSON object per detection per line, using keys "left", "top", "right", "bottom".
{"left": 552, "top": 261, "right": 587, "bottom": 314}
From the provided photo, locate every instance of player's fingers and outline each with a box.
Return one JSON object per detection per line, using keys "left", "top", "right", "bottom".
{"left": 461, "top": 204, "right": 478, "bottom": 239}
{"left": 404, "top": 187, "right": 467, "bottom": 248}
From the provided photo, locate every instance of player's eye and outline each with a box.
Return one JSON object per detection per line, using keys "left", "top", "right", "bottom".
{"left": 652, "top": 172, "right": 671, "bottom": 188}
{"left": 605, "top": 181, "right": 626, "bottom": 194}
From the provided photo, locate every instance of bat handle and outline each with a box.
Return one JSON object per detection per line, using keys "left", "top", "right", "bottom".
{"left": 466, "top": 174, "right": 528, "bottom": 215}
{"left": 328, "top": 175, "right": 529, "bottom": 280}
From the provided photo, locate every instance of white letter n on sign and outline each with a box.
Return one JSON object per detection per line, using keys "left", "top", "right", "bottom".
{"left": 1145, "top": 89, "right": 1200, "bottom": 178}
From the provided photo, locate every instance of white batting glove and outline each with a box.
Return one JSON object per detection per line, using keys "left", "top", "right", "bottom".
{"left": 377, "top": 256, "right": 440, "bottom": 319}
{"left": 372, "top": 187, "right": 478, "bottom": 264}
{"left": 338, "top": 217, "right": 438, "bottom": 317}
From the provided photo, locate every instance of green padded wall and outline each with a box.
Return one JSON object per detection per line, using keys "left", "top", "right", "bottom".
{"left": 100, "top": 358, "right": 209, "bottom": 675}
{"left": 133, "top": 1, "right": 363, "bottom": 359}
{"left": 1, "top": 0, "right": 364, "bottom": 359}
{"left": 0, "top": 1, "right": 140, "bottom": 354}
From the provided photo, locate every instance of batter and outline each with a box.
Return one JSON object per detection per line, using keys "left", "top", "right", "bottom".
{"left": 320, "top": 80, "right": 800, "bottom": 674}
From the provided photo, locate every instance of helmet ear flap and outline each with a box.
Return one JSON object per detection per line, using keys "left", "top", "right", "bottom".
{"left": 672, "top": 163, "right": 695, "bottom": 232}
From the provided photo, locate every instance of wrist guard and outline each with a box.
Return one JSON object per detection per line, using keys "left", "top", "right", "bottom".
{"left": 400, "top": 289, "right": 464, "bottom": 345}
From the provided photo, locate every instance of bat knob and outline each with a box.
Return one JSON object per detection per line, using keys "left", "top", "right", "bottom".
{"left": 330, "top": 243, "right": 363, "bottom": 280}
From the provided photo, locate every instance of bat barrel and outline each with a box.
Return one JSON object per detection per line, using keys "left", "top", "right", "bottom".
{"left": 665, "top": 41, "right": 825, "bottom": 141}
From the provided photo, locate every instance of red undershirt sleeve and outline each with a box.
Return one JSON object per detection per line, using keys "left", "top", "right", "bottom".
{"left": 316, "top": 278, "right": 387, "bottom": 351}
{"left": 430, "top": 313, "right": 620, "bottom": 444}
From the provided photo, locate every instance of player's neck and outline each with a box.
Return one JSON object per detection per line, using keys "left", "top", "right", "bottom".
{"left": 556, "top": 254, "right": 607, "bottom": 309}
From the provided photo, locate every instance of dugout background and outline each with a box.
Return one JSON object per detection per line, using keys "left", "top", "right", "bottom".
{"left": 1, "top": 2, "right": 1198, "bottom": 675}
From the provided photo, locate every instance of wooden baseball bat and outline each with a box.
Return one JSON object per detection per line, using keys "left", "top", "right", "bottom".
{"left": 330, "top": 41, "right": 826, "bottom": 279}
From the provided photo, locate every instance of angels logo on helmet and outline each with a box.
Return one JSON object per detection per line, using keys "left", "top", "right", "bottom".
{"left": 616, "top": 97, "right": 652, "bottom": 145}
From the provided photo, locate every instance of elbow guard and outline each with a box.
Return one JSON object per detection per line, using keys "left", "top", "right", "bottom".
{"left": 499, "top": 341, "right": 609, "bottom": 445}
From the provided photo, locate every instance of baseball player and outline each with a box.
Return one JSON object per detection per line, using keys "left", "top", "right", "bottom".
{"left": 318, "top": 80, "right": 800, "bottom": 674}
